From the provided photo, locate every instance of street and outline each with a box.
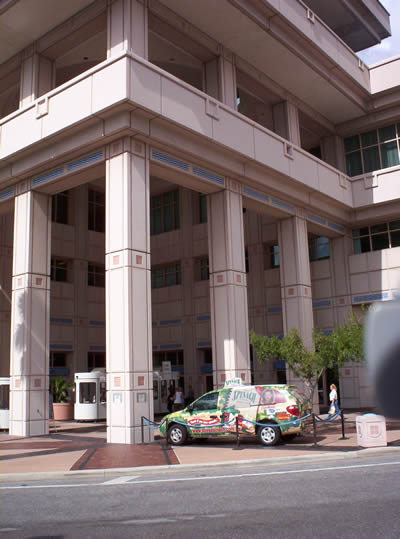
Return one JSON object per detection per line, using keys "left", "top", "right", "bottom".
{"left": 1, "top": 454, "right": 400, "bottom": 538}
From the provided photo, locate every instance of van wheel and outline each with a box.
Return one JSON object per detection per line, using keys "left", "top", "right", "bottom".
{"left": 168, "top": 424, "right": 188, "bottom": 446}
{"left": 258, "top": 423, "right": 281, "bottom": 446}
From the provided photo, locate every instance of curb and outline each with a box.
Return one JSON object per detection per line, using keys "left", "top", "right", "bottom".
{"left": 1, "top": 445, "right": 400, "bottom": 483}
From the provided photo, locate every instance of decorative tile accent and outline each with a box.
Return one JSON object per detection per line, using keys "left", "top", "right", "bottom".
{"left": 221, "top": 374, "right": 226, "bottom": 383}
{"left": 17, "top": 278, "right": 23, "bottom": 286}
{"left": 241, "top": 373, "right": 245, "bottom": 381}
{"left": 138, "top": 376, "right": 145, "bottom": 386}
{"left": 236, "top": 274, "right": 241, "bottom": 283}
{"left": 113, "top": 255, "right": 120, "bottom": 265}
{"left": 345, "top": 369, "right": 351, "bottom": 376}
{"left": 136, "top": 255, "right": 143, "bottom": 265}
{"left": 114, "top": 377, "right": 121, "bottom": 387}
{"left": 217, "top": 275, "right": 224, "bottom": 283}
{"left": 36, "top": 278, "right": 43, "bottom": 286}
{"left": 288, "top": 288, "right": 295, "bottom": 296}
{"left": 34, "top": 378, "right": 41, "bottom": 388}
{"left": 135, "top": 142, "right": 143, "bottom": 154}
{"left": 339, "top": 298, "right": 345, "bottom": 305}
{"left": 15, "top": 379, "right": 21, "bottom": 388}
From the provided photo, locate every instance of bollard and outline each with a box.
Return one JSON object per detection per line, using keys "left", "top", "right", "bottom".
{"left": 141, "top": 416, "right": 145, "bottom": 444}
{"left": 232, "top": 416, "right": 241, "bottom": 450}
{"left": 340, "top": 410, "right": 348, "bottom": 440}
{"left": 312, "top": 413, "right": 318, "bottom": 447}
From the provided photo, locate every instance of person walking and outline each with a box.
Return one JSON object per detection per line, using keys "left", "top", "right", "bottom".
{"left": 329, "top": 384, "right": 339, "bottom": 414}
{"left": 173, "top": 386, "right": 185, "bottom": 411}
{"left": 167, "top": 386, "right": 174, "bottom": 413}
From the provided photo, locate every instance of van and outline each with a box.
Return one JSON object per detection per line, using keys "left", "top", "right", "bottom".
{"left": 159, "top": 380, "right": 311, "bottom": 446}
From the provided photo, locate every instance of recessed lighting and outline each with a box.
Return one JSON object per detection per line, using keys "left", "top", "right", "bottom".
{"left": 169, "top": 57, "right": 175, "bottom": 62}
{"left": 83, "top": 56, "right": 88, "bottom": 60}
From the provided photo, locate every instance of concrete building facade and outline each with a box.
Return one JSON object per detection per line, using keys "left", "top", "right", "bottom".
{"left": 0, "top": 0, "right": 399, "bottom": 443}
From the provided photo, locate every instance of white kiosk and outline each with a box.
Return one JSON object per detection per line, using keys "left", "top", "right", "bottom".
{"left": 0, "top": 377, "right": 10, "bottom": 430}
{"left": 74, "top": 371, "right": 106, "bottom": 421}
{"left": 153, "top": 370, "right": 180, "bottom": 414}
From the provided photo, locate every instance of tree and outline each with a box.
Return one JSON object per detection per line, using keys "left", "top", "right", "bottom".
{"left": 250, "top": 311, "right": 364, "bottom": 405}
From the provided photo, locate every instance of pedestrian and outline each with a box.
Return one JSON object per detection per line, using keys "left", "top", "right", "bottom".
{"left": 173, "top": 386, "right": 185, "bottom": 411}
{"left": 329, "top": 384, "right": 339, "bottom": 414}
{"left": 185, "top": 385, "right": 194, "bottom": 406}
{"left": 167, "top": 386, "right": 174, "bottom": 413}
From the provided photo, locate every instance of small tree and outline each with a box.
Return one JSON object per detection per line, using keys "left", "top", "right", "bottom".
{"left": 51, "top": 376, "right": 74, "bottom": 403}
{"left": 250, "top": 311, "right": 364, "bottom": 405}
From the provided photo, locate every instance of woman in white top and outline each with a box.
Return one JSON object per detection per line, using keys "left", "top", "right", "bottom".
{"left": 173, "top": 386, "right": 185, "bottom": 411}
{"left": 329, "top": 384, "right": 339, "bottom": 414}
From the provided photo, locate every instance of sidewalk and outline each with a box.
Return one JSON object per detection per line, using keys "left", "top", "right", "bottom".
{"left": 1, "top": 414, "right": 400, "bottom": 479}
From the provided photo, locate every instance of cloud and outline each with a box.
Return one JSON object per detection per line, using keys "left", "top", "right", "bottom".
{"left": 357, "top": 0, "right": 400, "bottom": 65}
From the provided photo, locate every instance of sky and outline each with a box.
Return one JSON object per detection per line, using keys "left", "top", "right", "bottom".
{"left": 357, "top": 0, "right": 400, "bottom": 65}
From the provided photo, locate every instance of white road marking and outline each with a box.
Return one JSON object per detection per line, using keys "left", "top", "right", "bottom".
{"left": 1, "top": 460, "right": 399, "bottom": 490}
{"left": 102, "top": 475, "right": 138, "bottom": 485}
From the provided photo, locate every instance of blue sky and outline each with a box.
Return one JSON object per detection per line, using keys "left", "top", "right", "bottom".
{"left": 357, "top": 0, "right": 400, "bottom": 65}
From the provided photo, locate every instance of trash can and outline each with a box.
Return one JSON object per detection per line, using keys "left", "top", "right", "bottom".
{"left": 356, "top": 414, "right": 387, "bottom": 448}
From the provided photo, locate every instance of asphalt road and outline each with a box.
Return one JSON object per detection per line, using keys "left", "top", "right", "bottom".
{"left": 1, "top": 454, "right": 400, "bottom": 538}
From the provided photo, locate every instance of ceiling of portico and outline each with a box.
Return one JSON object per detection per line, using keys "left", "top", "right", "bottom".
{"left": 158, "top": 0, "right": 367, "bottom": 124}
{"left": 0, "top": 0, "right": 95, "bottom": 64}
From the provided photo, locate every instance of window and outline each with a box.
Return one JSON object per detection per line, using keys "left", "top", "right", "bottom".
{"left": 192, "top": 391, "right": 219, "bottom": 411}
{"left": 88, "top": 352, "right": 105, "bottom": 370}
{"left": 52, "top": 191, "right": 70, "bottom": 224}
{"left": 50, "top": 352, "right": 67, "bottom": 368}
{"left": 151, "top": 263, "right": 182, "bottom": 288}
{"left": 51, "top": 258, "right": 71, "bottom": 282}
{"left": 80, "top": 382, "right": 96, "bottom": 403}
{"left": 199, "top": 194, "right": 208, "bottom": 223}
{"left": 309, "top": 237, "right": 330, "bottom": 261}
{"left": 88, "top": 189, "right": 105, "bottom": 233}
{"left": 270, "top": 245, "right": 280, "bottom": 268}
{"left": 199, "top": 257, "right": 209, "bottom": 281}
{"left": 353, "top": 221, "right": 400, "bottom": 254}
{"left": 153, "top": 350, "right": 184, "bottom": 369}
{"left": 344, "top": 123, "right": 400, "bottom": 177}
{"left": 151, "top": 191, "right": 180, "bottom": 235}
{"left": 0, "top": 384, "right": 9, "bottom": 410}
{"left": 245, "top": 249, "right": 249, "bottom": 273}
{"left": 88, "top": 264, "right": 105, "bottom": 287}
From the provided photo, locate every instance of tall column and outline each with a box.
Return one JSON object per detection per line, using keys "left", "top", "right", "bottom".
{"left": 20, "top": 49, "right": 53, "bottom": 107}
{"left": 180, "top": 189, "right": 196, "bottom": 389}
{"left": 105, "top": 138, "right": 152, "bottom": 444}
{"left": 0, "top": 213, "right": 13, "bottom": 377}
{"left": 107, "top": 0, "right": 148, "bottom": 59}
{"left": 208, "top": 180, "right": 250, "bottom": 388}
{"left": 9, "top": 188, "right": 51, "bottom": 436}
{"left": 273, "top": 100, "right": 301, "bottom": 146}
{"left": 278, "top": 213, "right": 313, "bottom": 351}
{"left": 73, "top": 186, "right": 89, "bottom": 373}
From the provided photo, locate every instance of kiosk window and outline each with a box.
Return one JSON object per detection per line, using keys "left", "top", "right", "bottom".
{"left": 80, "top": 382, "right": 96, "bottom": 403}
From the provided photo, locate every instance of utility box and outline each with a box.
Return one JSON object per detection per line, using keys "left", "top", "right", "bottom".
{"left": 356, "top": 414, "right": 387, "bottom": 448}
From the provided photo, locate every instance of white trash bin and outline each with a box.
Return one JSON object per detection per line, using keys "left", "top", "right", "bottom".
{"left": 356, "top": 414, "right": 387, "bottom": 448}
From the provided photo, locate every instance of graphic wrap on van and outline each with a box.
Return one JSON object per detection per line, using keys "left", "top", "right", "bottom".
{"left": 159, "top": 384, "right": 311, "bottom": 442}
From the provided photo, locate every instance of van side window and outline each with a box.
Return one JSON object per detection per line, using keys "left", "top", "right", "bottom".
{"left": 192, "top": 392, "right": 218, "bottom": 411}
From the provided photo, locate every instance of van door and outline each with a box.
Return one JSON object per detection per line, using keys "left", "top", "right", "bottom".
{"left": 185, "top": 391, "right": 228, "bottom": 438}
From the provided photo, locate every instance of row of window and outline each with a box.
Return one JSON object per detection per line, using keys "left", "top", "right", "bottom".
{"left": 352, "top": 220, "right": 400, "bottom": 254}
{"left": 51, "top": 258, "right": 105, "bottom": 286}
{"left": 267, "top": 237, "right": 330, "bottom": 269}
{"left": 344, "top": 123, "right": 400, "bottom": 177}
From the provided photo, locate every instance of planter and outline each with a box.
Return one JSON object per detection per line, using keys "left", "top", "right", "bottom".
{"left": 53, "top": 402, "right": 74, "bottom": 421}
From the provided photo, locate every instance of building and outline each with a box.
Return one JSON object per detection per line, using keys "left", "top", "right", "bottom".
{"left": 0, "top": 0, "right": 399, "bottom": 444}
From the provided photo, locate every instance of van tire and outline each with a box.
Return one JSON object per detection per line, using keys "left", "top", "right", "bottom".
{"left": 167, "top": 423, "right": 188, "bottom": 446}
{"left": 258, "top": 423, "right": 281, "bottom": 446}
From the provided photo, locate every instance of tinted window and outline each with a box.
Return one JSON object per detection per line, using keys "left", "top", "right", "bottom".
{"left": 192, "top": 392, "right": 218, "bottom": 411}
